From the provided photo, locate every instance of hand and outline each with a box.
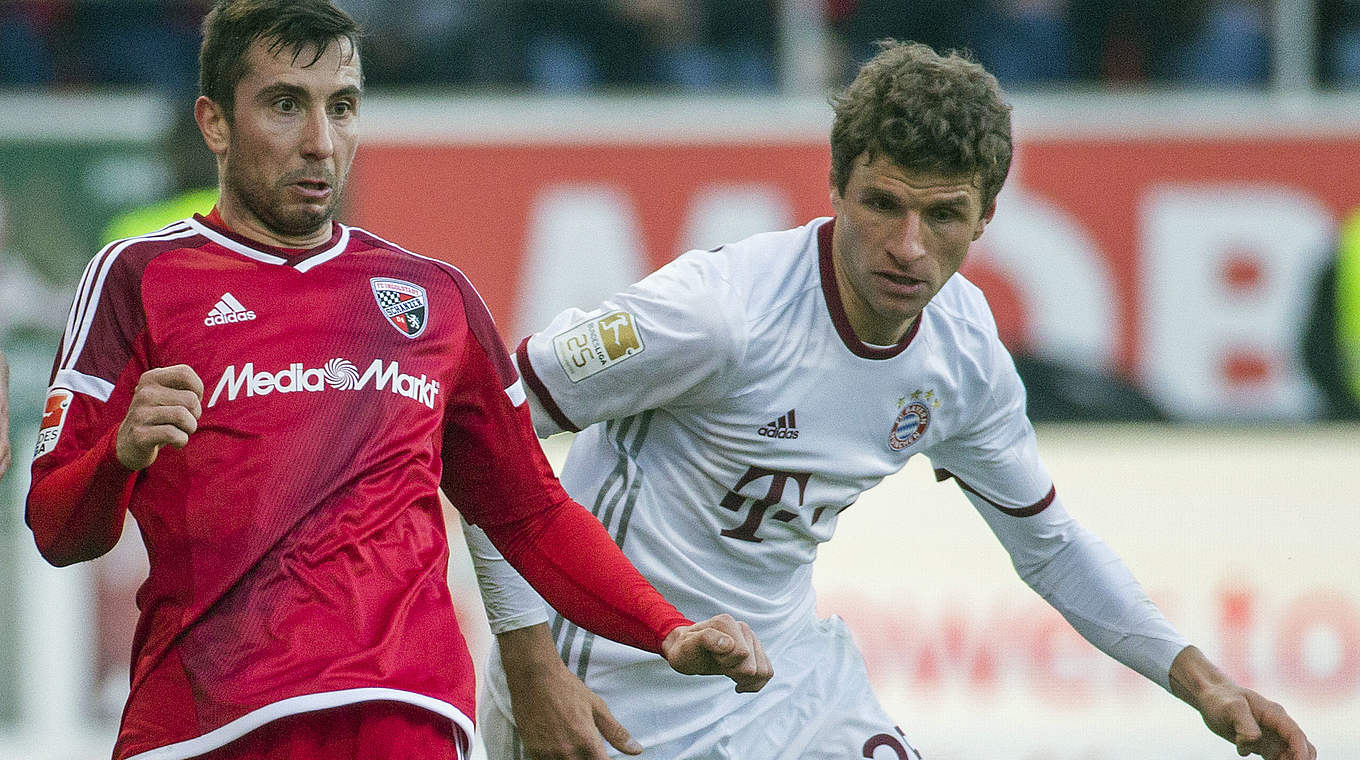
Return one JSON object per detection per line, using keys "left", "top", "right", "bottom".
{"left": 500, "top": 623, "right": 642, "bottom": 759}
{"left": 661, "top": 613, "right": 772, "bottom": 693}
{"left": 115, "top": 365, "right": 204, "bottom": 471}
{"left": 1170, "top": 646, "right": 1316, "bottom": 760}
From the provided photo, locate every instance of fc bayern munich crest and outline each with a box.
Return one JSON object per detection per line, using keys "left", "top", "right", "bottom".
{"left": 887, "top": 401, "right": 931, "bottom": 451}
{"left": 370, "top": 277, "right": 428, "bottom": 339}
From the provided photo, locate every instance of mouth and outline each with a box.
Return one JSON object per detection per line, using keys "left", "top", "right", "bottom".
{"left": 290, "top": 179, "right": 332, "bottom": 200}
{"left": 877, "top": 272, "right": 929, "bottom": 295}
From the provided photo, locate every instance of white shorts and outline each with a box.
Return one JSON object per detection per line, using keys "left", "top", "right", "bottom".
{"left": 478, "top": 616, "right": 922, "bottom": 760}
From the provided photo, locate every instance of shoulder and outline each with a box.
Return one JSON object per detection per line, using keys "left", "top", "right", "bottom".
{"left": 344, "top": 223, "right": 505, "bottom": 347}
{"left": 344, "top": 224, "right": 488, "bottom": 303}
{"left": 661, "top": 219, "right": 825, "bottom": 318}
{"left": 91, "top": 219, "right": 208, "bottom": 293}
{"left": 926, "top": 273, "right": 1002, "bottom": 341}
{"left": 922, "top": 273, "right": 1017, "bottom": 380}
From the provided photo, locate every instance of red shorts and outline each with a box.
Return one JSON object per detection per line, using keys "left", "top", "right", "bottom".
{"left": 196, "top": 700, "right": 466, "bottom": 760}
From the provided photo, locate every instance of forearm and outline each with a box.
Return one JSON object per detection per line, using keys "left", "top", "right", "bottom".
{"left": 27, "top": 427, "right": 135, "bottom": 566}
{"left": 1018, "top": 525, "right": 1188, "bottom": 688}
{"left": 972, "top": 492, "right": 1189, "bottom": 689}
{"left": 480, "top": 500, "right": 690, "bottom": 654}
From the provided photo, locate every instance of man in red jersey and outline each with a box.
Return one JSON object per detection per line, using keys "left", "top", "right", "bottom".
{"left": 24, "top": 2, "right": 770, "bottom": 759}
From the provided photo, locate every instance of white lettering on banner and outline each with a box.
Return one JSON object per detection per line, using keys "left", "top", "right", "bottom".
{"left": 511, "top": 178, "right": 1338, "bottom": 420}
{"left": 208, "top": 358, "right": 440, "bottom": 408}
{"left": 970, "top": 186, "right": 1117, "bottom": 369}
{"left": 1139, "top": 185, "right": 1333, "bottom": 419}
{"left": 513, "top": 183, "right": 793, "bottom": 339}
{"left": 679, "top": 183, "right": 793, "bottom": 253}
{"left": 513, "top": 184, "right": 646, "bottom": 339}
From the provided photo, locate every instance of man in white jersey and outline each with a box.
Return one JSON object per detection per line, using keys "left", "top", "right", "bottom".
{"left": 466, "top": 41, "right": 1316, "bottom": 760}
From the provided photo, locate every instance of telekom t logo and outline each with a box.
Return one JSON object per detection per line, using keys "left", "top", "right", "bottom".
{"left": 718, "top": 466, "right": 812, "bottom": 543}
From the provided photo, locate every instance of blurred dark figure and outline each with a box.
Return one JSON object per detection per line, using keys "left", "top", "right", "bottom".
{"left": 969, "top": 0, "right": 1077, "bottom": 86}
{"left": 1302, "top": 209, "right": 1360, "bottom": 419}
{"left": 508, "top": 0, "right": 776, "bottom": 91}
{"left": 1318, "top": 0, "right": 1360, "bottom": 87}
{"left": 831, "top": 0, "right": 978, "bottom": 81}
{"left": 73, "top": 0, "right": 207, "bottom": 91}
{"left": 1014, "top": 355, "right": 1167, "bottom": 422}
{"left": 0, "top": 2, "right": 59, "bottom": 86}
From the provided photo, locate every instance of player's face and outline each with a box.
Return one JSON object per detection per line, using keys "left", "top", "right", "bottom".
{"left": 207, "top": 37, "right": 361, "bottom": 247}
{"left": 830, "top": 155, "right": 993, "bottom": 345}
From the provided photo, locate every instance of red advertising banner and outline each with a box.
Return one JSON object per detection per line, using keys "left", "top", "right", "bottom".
{"left": 348, "top": 132, "right": 1360, "bottom": 420}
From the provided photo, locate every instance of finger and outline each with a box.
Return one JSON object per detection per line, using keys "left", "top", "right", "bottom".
{"left": 142, "top": 423, "right": 192, "bottom": 451}
{"left": 1224, "top": 700, "right": 1263, "bottom": 754}
{"left": 695, "top": 627, "right": 738, "bottom": 657}
{"left": 592, "top": 697, "right": 642, "bottom": 756}
{"left": 144, "top": 365, "right": 205, "bottom": 399}
{"left": 135, "top": 384, "right": 205, "bottom": 420}
{"left": 134, "top": 404, "right": 200, "bottom": 437}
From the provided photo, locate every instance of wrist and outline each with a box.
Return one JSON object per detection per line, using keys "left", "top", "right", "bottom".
{"left": 1168, "top": 645, "right": 1232, "bottom": 709}
{"left": 498, "top": 623, "right": 568, "bottom": 680}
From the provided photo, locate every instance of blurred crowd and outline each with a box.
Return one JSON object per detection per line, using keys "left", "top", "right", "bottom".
{"left": 6, "top": 0, "right": 1360, "bottom": 92}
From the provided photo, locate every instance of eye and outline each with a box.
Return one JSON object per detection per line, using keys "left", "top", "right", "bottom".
{"left": 863, "top": 193, "right": 898, "bottom": 212}
{"left": 331, "top": 100, "right": 356, "bottom": 117}
{"left": 930, "top": 206, "right": 963, "bottom": 223}
{"left": 274, "top": 96, "right": 298, "bottom": 113}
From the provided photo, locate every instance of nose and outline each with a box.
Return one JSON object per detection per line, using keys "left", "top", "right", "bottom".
{"left": 300, "top": 107, "right": 334, "bottom": 160}
{"left": 887, "top": 211, "right": 927, "bottom": 264}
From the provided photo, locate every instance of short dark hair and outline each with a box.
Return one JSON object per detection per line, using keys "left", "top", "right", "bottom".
{"left": 199, "top": 0, "right": 361, "bottom": 121}
{"left": 830, "top": 40, "right": 1012, "bottom": 211}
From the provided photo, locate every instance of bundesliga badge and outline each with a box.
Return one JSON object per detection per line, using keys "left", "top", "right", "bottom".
{"left": 34, "top": 388, "right": 74, "bottom": 458}
{"left": 370, "top": 277, "right": 429, "bottom": 339}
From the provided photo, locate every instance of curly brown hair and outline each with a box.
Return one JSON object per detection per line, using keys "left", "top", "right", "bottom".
{"left": 199, "top": 0, "right": 362, "bottom": 123}
{"left": 830, "top": 40, "right": 1012, "bottom": 210}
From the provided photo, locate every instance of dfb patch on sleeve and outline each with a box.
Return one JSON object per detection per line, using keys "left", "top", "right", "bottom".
{"left": 552, "top": 311, "right": 645, "bottom": 382}
{"left": 34, "top": 388, "right": 74, "bottom": 458}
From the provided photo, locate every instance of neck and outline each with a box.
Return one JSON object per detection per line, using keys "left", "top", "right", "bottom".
{"left": 216, "top": 191, "right": 332, "bottom": 249}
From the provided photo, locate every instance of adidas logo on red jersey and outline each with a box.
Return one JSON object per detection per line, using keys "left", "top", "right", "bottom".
{"left": 204, "top": 292, "right": 256, "bottom": 326}
{"left": 757, "top": 409, "right": 799, "bottom": 439}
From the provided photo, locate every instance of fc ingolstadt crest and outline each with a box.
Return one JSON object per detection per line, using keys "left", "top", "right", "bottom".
{"left": 370, "top": 277, "right": 428, "bottom": 338}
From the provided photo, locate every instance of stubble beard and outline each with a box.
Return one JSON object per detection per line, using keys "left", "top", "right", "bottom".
{"left": 222, "top": 151, "right": 343, "bottom": 242}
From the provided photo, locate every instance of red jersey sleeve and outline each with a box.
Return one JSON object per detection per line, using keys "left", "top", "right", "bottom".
{"left": 437, "top": 273, "right": 690, "bottom": 653}
{"left": 26, "top": 238, "right": 160, "bottom": 565}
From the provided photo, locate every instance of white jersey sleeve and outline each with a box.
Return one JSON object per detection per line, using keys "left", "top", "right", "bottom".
{"left": 965, "top": 490, "right": 1190, "bottom": 690}
{"left": 472, "top": 249, "right": 747, "bottom": 634}
{"left": 461, "top": 517, "right": 551, "bottom": 634}
{"left": 925, "top": 295, "right": 1188, "bottom": 689}
{"left": 515, "top": 249, "right": 745, "bottom": 433}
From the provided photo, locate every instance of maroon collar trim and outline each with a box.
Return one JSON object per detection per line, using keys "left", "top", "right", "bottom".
{"left": 817, "top": 218, "right": 921, "bottom": 360}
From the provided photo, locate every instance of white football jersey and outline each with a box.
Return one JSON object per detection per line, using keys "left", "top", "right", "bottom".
{"left": 475, "top": 218, "right": 1186, "bottom": 750}
{"left": 517, "top": 218, "right": 1051, "bottom": 637}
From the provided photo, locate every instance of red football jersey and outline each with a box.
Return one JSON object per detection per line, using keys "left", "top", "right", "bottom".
{"left": 27, "top": 212, "right": 689, "bottom": 760}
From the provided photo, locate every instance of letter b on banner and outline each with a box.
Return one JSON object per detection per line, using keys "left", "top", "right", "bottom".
{"left": 1140, "top": 185, "right": 1333, "bottom": 419}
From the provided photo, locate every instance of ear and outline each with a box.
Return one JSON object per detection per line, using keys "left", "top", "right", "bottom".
{"left": 973, "top": 198, "right": 997, "bottom": 241}
{"left": 828, "top": 172, "right": 843, "bottom": 210}
{"left": 194, "top": 96, "right": 230, "bottom": 157}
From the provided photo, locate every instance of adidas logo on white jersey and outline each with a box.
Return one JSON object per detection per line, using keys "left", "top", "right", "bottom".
{"left": 757, "top": 409, "right": 799, "bottom": 439}
{"left": 204, "top": 292, "right": 257, "bottom": 326}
